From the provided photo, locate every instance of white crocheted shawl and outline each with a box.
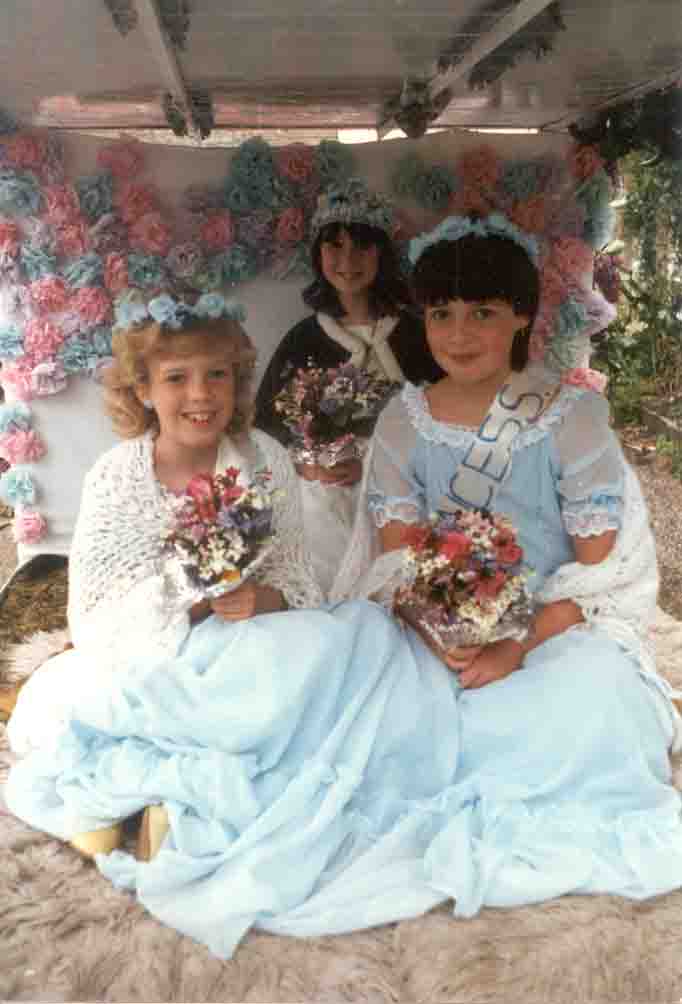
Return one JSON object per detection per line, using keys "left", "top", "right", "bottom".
{"left": 68, "top": 429, "right": 322, "bottom": 671}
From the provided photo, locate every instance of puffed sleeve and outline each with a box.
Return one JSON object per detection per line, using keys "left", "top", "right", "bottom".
{"left": 553, "top": 391, "right": 625, "bottom": 538}
{"left": 367, "top": 392, "right": 426, "bottom": 527}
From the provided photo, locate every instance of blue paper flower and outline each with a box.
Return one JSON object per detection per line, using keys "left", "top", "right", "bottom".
{"left": 223, "top": 179, "right": 258, "bottom": 215}
{"left": 20, "top": 245, "right": 57, "bottom": 281}
{"left": 230, "top": 137, "right": 275, "bottom": 185}
{"left": 0, "top": 325, "right": 25, "bottom": 360}
{"left": 194, "top": 292, "right": 246, "bottom": 323}
{"left": 62, "top": 253, "right": 104, "bottom": 288}
{"left": 114, "top": 290, "right": 149, "bottom": 329}
{"left": 58, "top": 336, "right": 99, "bottom": 374}
{"left": 215, "top": 244, "right": 258, "bottom": 285}
{"left": 556, "top": 296, "right": 589, "bottom": 340}
{"left": 314, "top": 140, "right": 356, "bottom": 187}
{"left": 575, "top": 170, "right": 614, "bottom": 249}
{"left": 391, "top": 153, "right": 424, "bottom": 200}
{"left": 91, "top": 326, "right": 113, "bottom": 357}
{"left": 126, "top": 253, "right": 167, "bottom": 288}
{"left": 76, "top": 171, "right": 114, "bottom": 222}
{"left": 0, "top": 401, "right": 32, "bottom": 434}
{"left": 501, "top": 160, "right": 544, "bottom": 202}
{"left": 0, "top": 168, "right": 42, "bottom": 215}
{"left": 0, "top": 108, "right": 18, "bottom": 134}
{"left": 414, "top": 165, "right": 457, "bottom": 212}
{"left": 0, "top": 466, "right": 37, "bottom": 507}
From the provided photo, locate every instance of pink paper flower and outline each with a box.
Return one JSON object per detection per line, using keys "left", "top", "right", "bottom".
{"left": 457, "top": 146, "right": 502, "bottom": 194}
{"left": 551, "top": 237, "right": 593, "bottom": 281}
{"left": 116, "top": 183, "right": 159, "bottom": 224}
{"left": 44, "top": 184, "right": 81, "bottom": 224}
{"left": 31, "top": 359, "right": 67, "bottom": 396}
{"left": 568, "top": 145, "right": 605, "bottom": 182}
{"left": 275, "top": 207, "right": 306, "bottom": 244}
{"left": 509, "top": 195, "right": 548, "bottom": 234}
{"left": 56, "top": 218, "right": 90, "bottom": 257}
{"left": 29, "top": 276, "right": 69, "bottom": 315}
{"left": 97, "top": 141, "right": 144, "bottom": 179}
{"left": 129, "top": 212, "right": 173, "bottom": 256}
{"left": 277, "top": 144, "right": 316, "bottom": 184}
{"left": 562, "top": 367, "right": 608, "bottom": 394}
{"left": 449, "top": 184, "right": 495, "bottom": 218}
{"left": 4, "top": 132, "right": 48, "bottom": 170}
{"left": 199, "top": 211, "right": 235, "bottom": 252}
{"left": 24, "top": 318, "right": 65, "bottom": 358}
{"left": 539, "top": 264, "right": 567, "bottom": 307}
{"left": 0, "top": 219, "right": 20, "bottom": 253}
{"left": 70, "top": 286, "right": 112, "bottom": 328}
{"left": 13, "top": 508, "right": 48, "bottom": 545}
{"left": 1, "top": 360, "right": 35, "bottom": 401}
{"left": 103, "top": 252, "right": 129, "bottom": 294}
{"left": 0, "top": 428, "right": 47, "bottom": 464}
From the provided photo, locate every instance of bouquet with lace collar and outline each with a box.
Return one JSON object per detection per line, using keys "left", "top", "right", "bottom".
{"left": 162, "top": 467, "right": 279, "bottom": 599}
{"left": 274, "top": 360, "right": 399, "bottom": 467}
{"left": 394, "top": 509, "right": 534, "bottom": 650}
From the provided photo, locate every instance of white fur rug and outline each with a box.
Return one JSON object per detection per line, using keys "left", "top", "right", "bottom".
{"left": 3, "top": 615, "right": 682, "bottom": 1003}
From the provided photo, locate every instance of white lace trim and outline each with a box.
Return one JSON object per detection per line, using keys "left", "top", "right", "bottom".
{"left": 401, "top": 381, "right": 585, "bottom": 454}
{"left": 562, "top": 503, "right": 622, "bottom": 538}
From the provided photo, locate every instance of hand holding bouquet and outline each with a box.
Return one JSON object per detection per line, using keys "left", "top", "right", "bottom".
{"left": 274, "top": 361, "right": 398, "bottom": 467}
{"left": 394, "top": 509, "right": 534, "bottom": 653}
{"left": 162, "top": 467, "right": 279, "bottom": 599}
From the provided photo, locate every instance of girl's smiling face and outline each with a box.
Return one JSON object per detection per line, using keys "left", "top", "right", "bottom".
{"left": 319, "top": 227, "right": 379, "bottom": 298}
{"left": 424, "top": 298, "right": 529, "bottom": 391}
{"left": 139, "top": 338, "right": 236, "bottom": 459}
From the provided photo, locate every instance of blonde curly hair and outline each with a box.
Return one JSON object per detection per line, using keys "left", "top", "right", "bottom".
{"left": 102, "top": 316, "right": 257, "bottom": 441}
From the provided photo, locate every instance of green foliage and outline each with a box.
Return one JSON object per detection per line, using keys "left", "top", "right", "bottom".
{"left": 656, "top": 435, "right": 682, "bottom": 482}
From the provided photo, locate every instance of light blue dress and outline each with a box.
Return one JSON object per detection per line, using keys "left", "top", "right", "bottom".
{"left": 6, "top": 384, "right": 682, "bottom": 959}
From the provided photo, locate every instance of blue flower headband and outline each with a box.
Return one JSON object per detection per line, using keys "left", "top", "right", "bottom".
{"left": 311, "top": 178, "right": 394, "bottom": 242}
{"left": 408, "top": 213, "right": 540, "bottom": 267}
{"left": 113, "top": 291, "right": 247, "bottom": 333}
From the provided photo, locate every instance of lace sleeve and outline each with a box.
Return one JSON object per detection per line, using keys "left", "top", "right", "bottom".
{"left": 251, "top": 431, "right": 324, "bottom": 609}
{"left": 67, "top": 444, "right": 193, "bottom": 668}
{"left": 554, "top": 392, "right": 625, "bottom": 538}
{"left": 367, "top": 393, "right": 426, "bottom": 528}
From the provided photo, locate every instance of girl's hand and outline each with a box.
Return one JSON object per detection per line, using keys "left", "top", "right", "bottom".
{"left": 295, "top": 459, "right": 363, "bottom": 486}
{"left": 210, "top": 582, "right": 287, "bottom": 621}
{"left": 457, "top": 638, "right": 525, "bottom": 689}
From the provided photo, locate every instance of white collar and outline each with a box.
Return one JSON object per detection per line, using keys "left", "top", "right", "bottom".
{"left": 316, "top": 312, "right": 405, "bottom": 383}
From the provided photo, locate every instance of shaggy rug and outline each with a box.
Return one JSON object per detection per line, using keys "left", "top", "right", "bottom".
{"left": 3, "top": 617, "right": 682, "bottom": 1004}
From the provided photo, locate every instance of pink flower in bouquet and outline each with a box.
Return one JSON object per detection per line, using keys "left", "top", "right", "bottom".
{"left": 551, "top": 237, "right": 593, "bottom": 281}
{"left": 275, "top": 207, "right": 306, "bottom": 244}
{"left": 0, "top": 360, "right": 35, "bottom": 401}
{"left": 44, "top": 184, "right": 81, "bottom": 224}
{"left": 438, "top": 531, "right": 472, "bottom": 562}
{"left": 24, "top": 318, "right": 65, "bottom": 358}
{"left": 568, "top": 145, "right": 604, "bottom": 182}
{"left": 116, "top": 183, "right": 159, "bottom": 224}
{"left": 70, "top": 286, "right": 112, "bottom": 328}
{"left": 97, "top": 141, "right": 144, "bottom": 179}
{"left": 0, "top": 428, "right": 46, "bottom": 465}
{"left": 29, "top": 276, "right": 69, "bottom": 315}
{"left": 403, "top": 525, "right": 432, "bottom": 551}
{"left": 4, "top": 132, "right": 48, "bottom": 170}
{"left": 129, "top": 212, "right": 173, "bottom": 257}
{"left": 277, "top": 144, "right": 316, "bottom": 184}
{"left": 186, "top": 472, "right": 219, "bottom": 522}
{"left": 561, "top": 367, "right": 608, "bottom": 394}
{"left": 31, "top": 359, "right": 67, "bottom": 397}
{"left": 103, "top": 251, "right": 129, "bottom": 294}
{"left": 0, "top": 219, "right": 20, "bottom": 254}
{"left": 474, "top": 569, "right": 508, "bottom": 602}
{"left": 13, "top": 509, "right": 47, "bottom": 545}
{"left": 509, "top": 195, "right": 548, "bottom": 234}
{"left": 56, "top": 218, "right": 90, "bottom": 257}
{"left": 495, "top": 536, "right": 523, "bottom": 565}
{"left": 457, "top": 146, "right": 502, "bottom": 194}
{"left": 199, "top": 211, "right": 235, "bottom": 252}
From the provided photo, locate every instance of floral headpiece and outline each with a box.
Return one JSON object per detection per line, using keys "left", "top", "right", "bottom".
{"left": 409, "top": 213, "right": 540, "bottom": 266}
{"left": 113, "top": 291, "right": 247, "bottom": 333}
{"left": 310, "top": 178, "right": 395, "bottom": 242}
